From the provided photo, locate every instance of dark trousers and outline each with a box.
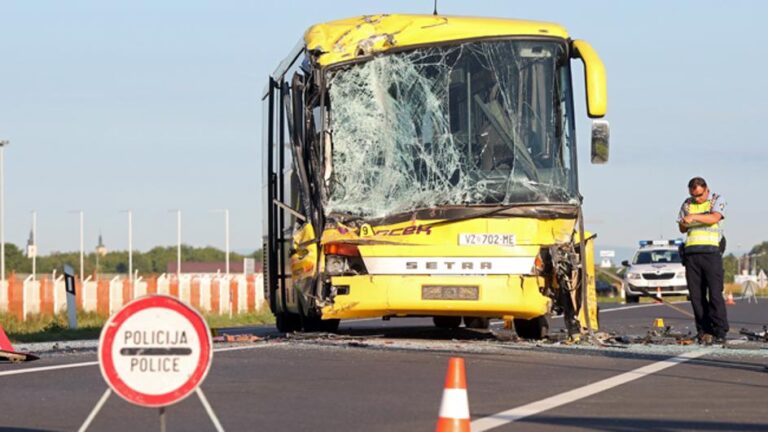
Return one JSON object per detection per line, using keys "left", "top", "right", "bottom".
{"left": 685, "top": 252, "right": 729, "bottom": 337}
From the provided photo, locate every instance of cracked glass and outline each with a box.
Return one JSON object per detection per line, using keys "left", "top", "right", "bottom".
{"left": 324, "top": 39, "right": 577, "bottom": 218}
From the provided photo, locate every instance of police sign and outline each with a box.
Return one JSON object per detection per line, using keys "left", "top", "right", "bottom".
{"left": 98, "top": 295, "right": 212, "bottom": 408}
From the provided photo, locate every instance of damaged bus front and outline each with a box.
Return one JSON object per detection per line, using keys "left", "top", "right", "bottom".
{"left": 262, "top": 15, "right": 610, "bottom": 337}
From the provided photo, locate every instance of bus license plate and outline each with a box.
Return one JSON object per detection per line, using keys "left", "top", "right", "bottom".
{"left": 458, "top": 233, "right": 516, "bottom": 246}
{"left": 422, "top": 285, "right": 479, "bottom": 300}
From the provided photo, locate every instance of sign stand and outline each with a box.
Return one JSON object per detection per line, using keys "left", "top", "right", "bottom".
{"left": 159, "top": 407, "right": 166, "bottom": 432}
{"left": 78, "top": 295, "right": 224, "bottom": 431}
{"left": 78, "top": 388, "right": 224, "bottom": 432}
{"left": 741, "top": 280, "right": 758, "bottom": 304}
{"left": 195, "top": 387, "right": 226, "bottom": 431}
{"left": 77, "top": 389, "right": 112, "bottom": 432}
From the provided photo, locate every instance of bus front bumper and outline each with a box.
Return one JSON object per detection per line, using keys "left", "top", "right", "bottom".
{"left": 321, "top": 274, "right": 550, "bottom": 320}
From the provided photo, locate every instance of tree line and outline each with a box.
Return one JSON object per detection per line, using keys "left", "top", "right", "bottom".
{"left": 2, "top": 243, "right": 263, "bottom": 276}
{"left": 718, "top": 242, "right": 768, "bottom": 282}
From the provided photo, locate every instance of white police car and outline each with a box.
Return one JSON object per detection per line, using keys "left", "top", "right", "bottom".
{"left": 621, "top": 240, "right": 688, "bottom": 303}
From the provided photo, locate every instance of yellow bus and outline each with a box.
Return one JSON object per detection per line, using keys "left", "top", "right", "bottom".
{"left": 262, "top": 14, "right": 609, "bottom": 338}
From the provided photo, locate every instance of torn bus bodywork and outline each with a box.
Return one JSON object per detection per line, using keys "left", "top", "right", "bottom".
{"left": 262, "top": 14, "right": 608, "bottom": 336}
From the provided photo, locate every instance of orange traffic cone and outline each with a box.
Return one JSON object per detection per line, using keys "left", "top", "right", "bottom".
{"left": 726, "top": 290, "right": 735, "bottom": 306}
{"left": 655, "top": 287, "right": 662, "bottom": 303}
{"left": 0, "top": 323, "right": 38, "bottom": 363}
{"left": 436, "top": 357, "right": 471, "bottom": 432}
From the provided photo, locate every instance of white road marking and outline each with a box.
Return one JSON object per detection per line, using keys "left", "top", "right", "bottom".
{"left": 470, "top": 349, "right": 709, "bottom": 431}
{"left": 0, "top": 343, "right": 279, "bottom": 377}
{"left": 556, "top": 301, "right": 689, "bottom": 319}
{"left": 489, "top": 301, "right": 688, "bottom": 327}
{"left": 599, "top": 301, "right": 689, "bottom": 314}
{"left": 0, "top": 361, "right": 99, "bottom": 377}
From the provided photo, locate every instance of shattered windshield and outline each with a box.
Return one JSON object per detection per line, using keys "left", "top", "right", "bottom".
{"left": 325, "top": 39, "right": 577, "bottom": 218}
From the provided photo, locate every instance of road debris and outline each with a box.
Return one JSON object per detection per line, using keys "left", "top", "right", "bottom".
{"left": 212, "top": 333, "right": 262, "bottom": 343}
{"left": 739, "top": 327, "right": 768, "bottom": 342}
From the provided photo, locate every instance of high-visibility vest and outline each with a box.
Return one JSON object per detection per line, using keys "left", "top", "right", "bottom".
{"left": 685, "top": 199, "right": 721, "bottom": 248}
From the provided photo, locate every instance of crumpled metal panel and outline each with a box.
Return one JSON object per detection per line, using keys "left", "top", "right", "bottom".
{"left": 304, "top": 14, "right": 569, "bottom": 66}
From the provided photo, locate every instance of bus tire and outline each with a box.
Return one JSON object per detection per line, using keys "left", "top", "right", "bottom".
{"left": 513, "top": 315, "right": 549, "bottom": 340}
{"left": 626, "top": 295, "right": 640, "bottom": 304}
{"left": 433, "top": 316, "right": 462, "bottom": 329}
{"left": 276, "top": 312, "right": 302, "bottom": 333}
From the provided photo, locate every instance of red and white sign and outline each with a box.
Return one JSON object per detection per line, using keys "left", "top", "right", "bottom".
{"left": 98, "top": 295, "right": 212, "bottom": 407}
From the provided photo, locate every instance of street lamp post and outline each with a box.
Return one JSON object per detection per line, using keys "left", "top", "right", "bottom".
{"left": 31, "top": 210, "right": 37, "bottom": 280}
{"left": 211, "top": 209, "right": 230, "bottom": 277}
{"left": 0, "top": 140, "right": 8, "bottom": 286}
{"left": 177, "top": 210, "right": 181, "bottom": 278}
{"left": 169, "top": 209, "right": 181, "bottom": 278}
{"left": 121, "top": 210, "right": 133, "bottom": 296}
{"left": 212, "top": 209, "right": 232, "bottom": 317}
{"left": 80, "top": 211, "right": 84, "bottom": 282}
{"left": 70, "top": 210, "right": 84, "bottom": 282}
{"left": 128, "top": 210, "right": 133, "bottom": 288}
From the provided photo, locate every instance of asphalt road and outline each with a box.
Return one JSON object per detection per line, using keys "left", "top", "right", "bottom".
{"left": 1, "top": 300, "right": 767, "bottom": 432}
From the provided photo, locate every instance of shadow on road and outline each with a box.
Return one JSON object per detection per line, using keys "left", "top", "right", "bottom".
{"left": 336, "top": 325, "right": 496, "bottom": 341}
{"left": 0, "top": 428, "right": 55, "bottom": 432}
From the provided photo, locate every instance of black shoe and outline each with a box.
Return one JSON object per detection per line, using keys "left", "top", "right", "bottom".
{"left": 711, "top": 336, "right": 727, "bottom": 346}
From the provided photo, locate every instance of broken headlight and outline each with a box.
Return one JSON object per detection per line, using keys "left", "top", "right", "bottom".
{"left": 323, "top": 243, "right": 367, "bottom": 276}
{"left": 326, "top": 255, "right": 350, "bottom": 275}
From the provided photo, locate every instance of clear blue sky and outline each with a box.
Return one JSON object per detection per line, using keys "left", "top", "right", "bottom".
{"left": 0, "top": 1, "right": 765, "bottom": 257}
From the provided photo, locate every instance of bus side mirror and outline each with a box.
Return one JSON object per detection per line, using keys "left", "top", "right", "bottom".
{"left": 591, "top": 120, "right": 610, "bottom": 164}
{"left": 621, "top": 260, "right": 629, "bottom": 267}
{"left": 571, "top": 40, "right": 607, "bottom": 118}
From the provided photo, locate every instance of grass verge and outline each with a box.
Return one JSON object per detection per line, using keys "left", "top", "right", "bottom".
{"left": 0, "top": 312, "right": 106, "bottom": 343}
{"left": 1, "top": 309, "right": 275, "bottom": 344}
{"left": 204, "top": 310, "right": 275, "bottom": 329}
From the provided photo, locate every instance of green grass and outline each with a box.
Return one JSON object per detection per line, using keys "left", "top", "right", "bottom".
{"left": 1, "top": 309, "right": 275, "bottom": 344}
{"left": 204, "top": 310, "right": 275, "bottom": 329}
{"left": 0, "top": 311, "right": 106, "bottom": 343}
{"left": 597, "top": 296, "right": 623, "bottom": 304}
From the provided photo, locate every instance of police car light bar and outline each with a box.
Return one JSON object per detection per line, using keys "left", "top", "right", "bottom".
{"left": 639, "top": 239, "right": 684, "bottom": 246}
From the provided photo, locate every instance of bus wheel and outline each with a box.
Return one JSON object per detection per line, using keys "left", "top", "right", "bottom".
{"left": 626, "top": 295, "right": 640, "bottom": 304}
{"left": 433, "top": 316, "right": 462, "bottom": 329}
{"left": 513, "top": 315, "right": 549, "bottom": 340}
{"left": 463, "top": 316, "right": 490, "bottom": 329}
{"left": 276, "top": 312, "right": 302, "bottom": 333}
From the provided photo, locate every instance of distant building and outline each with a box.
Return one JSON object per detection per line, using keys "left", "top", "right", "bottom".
{"left": 96, "top": 233, "right": 107, "bottom": 256}
{"left": 25, "top": 228, "right": 36, "bottom": 258}
{"left": 599, "top": 250, "right": 615, "bottom": 268}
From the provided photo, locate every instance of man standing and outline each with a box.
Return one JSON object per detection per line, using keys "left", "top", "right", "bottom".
{"left": 678, "top": 176, "right": 729, "bottom": 345}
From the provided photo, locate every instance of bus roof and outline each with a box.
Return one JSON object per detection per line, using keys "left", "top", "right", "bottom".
{"left": 304, "top": 14, "right": 569, "bottom": 67}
